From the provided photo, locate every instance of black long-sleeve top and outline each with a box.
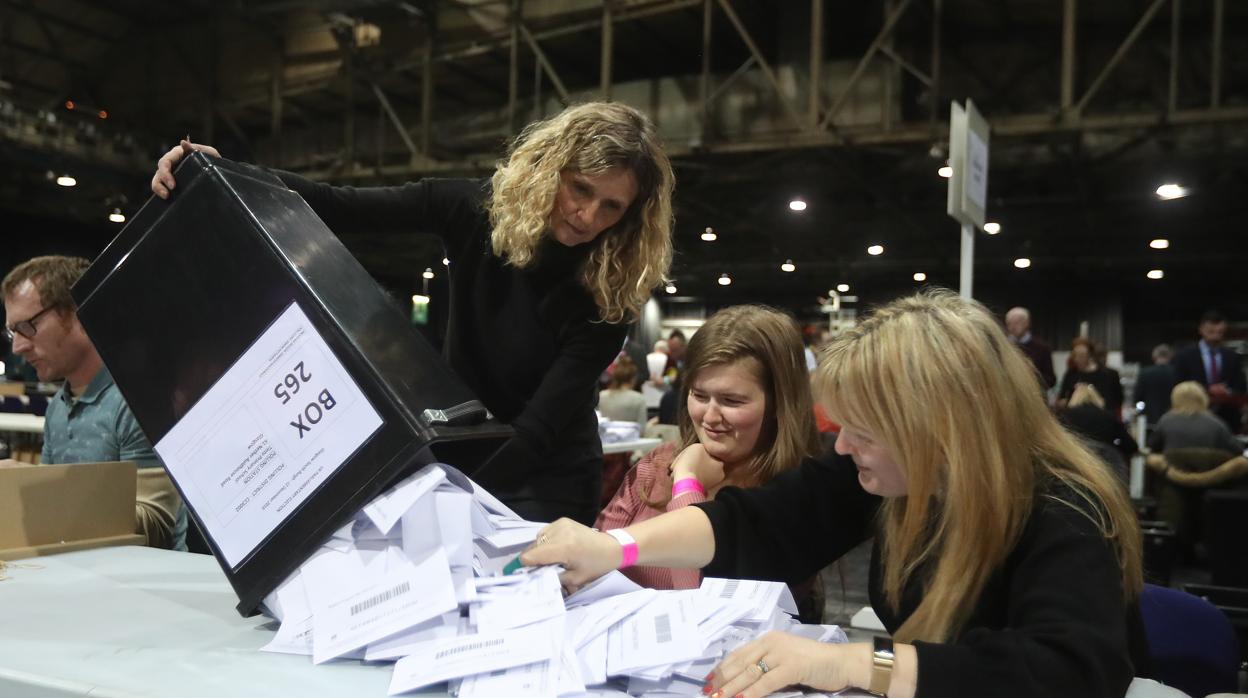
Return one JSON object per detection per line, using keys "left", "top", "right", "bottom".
{"left": 274, "top": 172, "right": 627, "bottom": 501}
{"left": 695, "top": 452, "right": 1147, "bottom": 698}
{"left": 1058, "top": 366, "right": 1125, "bottom": 414}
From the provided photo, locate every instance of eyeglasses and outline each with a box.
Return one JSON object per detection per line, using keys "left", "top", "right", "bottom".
{"left": 3, "top": 306, "right": 55, "bottom": 343}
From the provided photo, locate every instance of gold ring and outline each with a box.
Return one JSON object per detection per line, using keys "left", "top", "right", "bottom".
{"left": 538, "top": 534, "right": 549, "bottom": 545}
{"left": 756, "top": 659, "right": 770, "bottom": 674}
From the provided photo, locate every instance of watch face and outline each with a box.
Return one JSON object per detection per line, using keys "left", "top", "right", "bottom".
{"left": 873, "top": 635, "right": 896, "bottom": 661}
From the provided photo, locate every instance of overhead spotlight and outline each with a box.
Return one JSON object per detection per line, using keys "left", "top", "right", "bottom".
{"left": 55, "top": 175, "right": 76, "bottom": 187}
{"left": 701, "top": 226, "right": 717, "bottom": 242}
{"left": 108, "top": 208, "right": 125, "bottom": 223}
{"left": 983, "top": 222, "right": 1001, "bottom": 235}
{"left": 788, "top": 199, "right": 807, "bottom": 212}
{"left": 1146, "top": 269, "right": 1165, "bottom": 280}
{"left": 442, "top": 257, "right": 450, "bottom": 266}
{"left": 1155, "top": 183, "right": 1187, "bottom": 200}
{"left": 1149, "top": 239, "right": 1169, "bottom": 250}
{"left": 836, "top": 283, "right": 850, "bottom": 293}
{"left": 913, "top": 272, "right": 927, "bottom": 282}
{"left": 718, "top": 273, "right": 732, "bottom": 286}
{"left": 97, "top": 110, "right": 108, "bottom": 120}
{"left": 780, "top": 260, "right": 796, "bottom": 272}
{"left": 65, "top": 100, "right": 75, "bottom": 110}
{"left": 411, "top": 294, "right": 430, "bottom": 304}
{"left": 867, "top": 244, "right": 884, "bottom": 256}
{"left": 938, "top": 164, "right": 953, "bottom": 178}
{"left": 1013, "top": 258, "right": 1031, "bottom": 269}
{"left": 665, "top": 283, "right": 677, "bottom": 294}
{"left": 422, "top": 267, "right": 434, "bottom": 280}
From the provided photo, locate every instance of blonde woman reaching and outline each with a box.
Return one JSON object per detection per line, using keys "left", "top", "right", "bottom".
{"left": 152, "top": 102, "right": 674, "bottom": 526}
{"left": 524, "top": 290, "right": 1145, "bottom": 698}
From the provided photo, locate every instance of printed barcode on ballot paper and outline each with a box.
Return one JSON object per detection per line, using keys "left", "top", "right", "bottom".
{"left": 719, "top": 579, "right": 740, "bottom": 598}
{"left": 436, "top": 638, "right": 504, "bottom": 660}
{"left": 654, "top": 613, "right": 672, "bottom": 643}
{"left": 350, "top": 581, "right": 411, "bottom": 616}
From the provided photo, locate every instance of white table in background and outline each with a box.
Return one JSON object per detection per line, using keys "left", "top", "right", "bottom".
{"left": 601, "top": 437, "right": 662, "bottom": 455}
{"left": 0, "top": 412, "right": 44, "bottom": 434}
{"left": 0, "top": 547, "right": 431, "bottom": 698}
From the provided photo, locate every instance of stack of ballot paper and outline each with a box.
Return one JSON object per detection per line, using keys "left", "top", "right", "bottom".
{"left": 258, "top": 462, "right": 848, "bottom": 697}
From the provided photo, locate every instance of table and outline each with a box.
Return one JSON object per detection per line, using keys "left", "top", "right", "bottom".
{"left": 0, "top": 547, "right": 412, "bottom": 698}
{"left": 601, "top": 437, "right": 662, "bottom": 455}
{"left": 0, "top": 412, "right": 44, "bottom": 433}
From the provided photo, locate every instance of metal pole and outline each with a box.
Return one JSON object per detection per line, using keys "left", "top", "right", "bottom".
{"left": 269, "top": 47, "right": 283, "bottom": 145}
{"left": 699, "top": 0, "right": 712, "bottom": 139}
{"left": 520, "top": 24, "right": 571, "bottom": 105}
{"left": 508, "top": 0, "right": 520, "bottom": 134}
{"left": 929, "top": 0, "right": 941, "bottom": 129}
{"left": 1211, "top": 0, "right": 1223, "bottom": 108}
{"left": 882, "top": 0, "right": 894, "bottom": 131}
{"left": 959, "top": 221, "right": 974, "bottom": 300}
{"left": 809, "top": 0, "right": 823, "bottom": 129}
{"left": 421, "top": 21, "right": 435, "bottom": 155}
{"left": 601, "top": 3, "right": 613, "bottom": 100}
{"left": 1074, "top": 0, "right": 1167, "bottom": 114}
{"left": 1060, "top": 0, "right": 1076, "bottom": 111}
{"left": 370, "top": 83, "right": 420, "bottom": 156}
{"left": 1168, "top": 0, "right": 1180, "bottom": 116}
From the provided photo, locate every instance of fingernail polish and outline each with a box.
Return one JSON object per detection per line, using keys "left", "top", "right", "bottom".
{"left": 704, "top": 673, "right": 715, "bottom": 681}
{"left": 701, "top": 685, "right": 712, "bottom": 695}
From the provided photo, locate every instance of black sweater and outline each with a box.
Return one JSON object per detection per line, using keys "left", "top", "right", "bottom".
{"left": 696, "top": 452, "right": 1146, "bottom": 698}
{"left": 274, "top": 173, "right": 627, "bottom": 504}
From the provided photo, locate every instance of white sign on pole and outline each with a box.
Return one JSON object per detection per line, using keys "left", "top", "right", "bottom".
{"left": 947, "top": 99, "right": 990, "bottom": 229}
{"left": 155, "top": 302, "right": 384, "bottom": 566}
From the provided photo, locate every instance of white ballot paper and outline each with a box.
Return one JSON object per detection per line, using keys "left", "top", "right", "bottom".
{"left": 387, "top": 620, "right": 559, "bottom": 695}
{"left": 155, "top": 302, "right": 384, "bottom": 566}
{"left": 305, "top": 546, "right": 458, "bottom": 664}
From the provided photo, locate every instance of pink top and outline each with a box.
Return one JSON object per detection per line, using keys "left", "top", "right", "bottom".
{"left": 594, "top": 443, "right": 705, "bottom": 590}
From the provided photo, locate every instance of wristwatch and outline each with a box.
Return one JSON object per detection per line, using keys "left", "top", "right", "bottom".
{"left": 867, "top": 636, "right": 895, "bottom": 696}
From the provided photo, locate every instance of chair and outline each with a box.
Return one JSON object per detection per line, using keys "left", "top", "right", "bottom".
{"left": 1205, "top": 489, "right": 1248, "bottom": 588}
{"left": 1139, "top": 583, "right": 1241, "bottom": 697}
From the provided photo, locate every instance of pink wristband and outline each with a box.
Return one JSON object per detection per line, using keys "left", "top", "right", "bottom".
{"left": 671, "top": 477, "right": 706, "bottom": 498}
{"left": 605, "top": 528, "right": 638, "bottom": 569}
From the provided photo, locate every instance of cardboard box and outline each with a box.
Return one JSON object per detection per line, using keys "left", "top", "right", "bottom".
{"left": 73, "top": 153, "right": 511, "bottom": 615}
{"left": 0, "top": 461, "right": 145, "bottom": 561}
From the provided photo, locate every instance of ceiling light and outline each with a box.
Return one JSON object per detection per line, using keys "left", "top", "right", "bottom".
{"left": 411, "top": 294, "right": 430, "bottom": 304}
{"left": 836, "top": 283, "right": 850, "bottom": 293}
{"left": 108, "top": 208, "right": 125, "bottom": 223}
{"left": 938, "top": 164, "right": 953, "bottom": 178}
{"left": 718, "top": 273, "right": 732, "bottom": 286}
{"left": 1146, "top": 269, "right": 1165, "bottom": 280}
{"left": 1013, "top": 258, "right": 1031, "bottom": 269}
{"left": 867, "top": 244, "right": 884, "bottom": 256}
{"left": 788, "top": 199, "right": 807, "bottom": 212}
{"left": 422, "top": 267, "right": 434, "bottom": 280}
{"left": 780, "top": 260, "right": 795, "bottom": 272}
{"left": 55, "top": 175, "right": 76, "bottom": 187}
{"left": 665, "top": 283, "right": 677, "bottom": 294}
{"left": 1155, "top": 183, "right": 1187, "bottom": 200}
{"left": 913, "top": 272, "right": 926, "bottom": 282}
{"left": 442, "top": 257, "right": 450, "bottom": 266}
{"left": 983, "top": 222, "right": 1001, "bottom": 235}
{"left": 1149, "top": 239, "right": 1169, "bottom": 250}
{"left": 701, "top": 226, "right": 717, "bottom": 242}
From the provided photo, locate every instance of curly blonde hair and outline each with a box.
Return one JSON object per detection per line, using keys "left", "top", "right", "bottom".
{"left": 488, "top": 102, "right": 674, "bottom": 324}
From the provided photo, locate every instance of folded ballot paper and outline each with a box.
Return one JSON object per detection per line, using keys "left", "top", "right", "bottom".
{"left": 258, "top": 462, "right": 847, "bottom": 697}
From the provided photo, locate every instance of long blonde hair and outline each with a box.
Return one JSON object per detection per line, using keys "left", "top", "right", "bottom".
{"left": 488, "top": 102, "right": 674, "bottom": 324}
{"left": 817, "top": 290, "right": 1142, "bottom": 643}
{"left": 641, "top": 306, "right": 819, "bottom": 508}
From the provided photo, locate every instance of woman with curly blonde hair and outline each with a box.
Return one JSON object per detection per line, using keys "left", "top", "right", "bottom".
{"left": 153, "top": 101, "right": 675, "bottom": 525}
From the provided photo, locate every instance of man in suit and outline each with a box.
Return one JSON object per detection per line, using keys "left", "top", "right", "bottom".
{"left": 1173, "top": 310, "right": 1245, "bottom": 432}
{"left": 1132, "top": 343, "right": 1177, "bottom": 427}
{"left": 1005, "top": 307, "right": 1057, "bottom": 390}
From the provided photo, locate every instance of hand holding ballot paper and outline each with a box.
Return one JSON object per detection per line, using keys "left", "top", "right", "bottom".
{"left": 258, "top": 461, "right": 849, "bottom": 697}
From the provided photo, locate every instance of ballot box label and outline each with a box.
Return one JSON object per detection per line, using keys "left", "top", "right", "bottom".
{"left": 155, "top": 302, "right": 384, "bottom": 567}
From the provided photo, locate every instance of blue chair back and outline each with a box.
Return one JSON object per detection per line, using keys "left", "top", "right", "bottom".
{"left": 1139, "top": 583, "right": 1240, "bottom": 696}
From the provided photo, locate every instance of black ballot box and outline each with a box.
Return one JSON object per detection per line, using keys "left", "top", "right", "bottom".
{"left": 73, "top": 152, "right": 511, "bottom": 616}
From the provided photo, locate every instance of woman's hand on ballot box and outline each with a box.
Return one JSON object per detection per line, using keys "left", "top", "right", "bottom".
{"left": 151, "top": 140, "right": 222, "bottom": 199}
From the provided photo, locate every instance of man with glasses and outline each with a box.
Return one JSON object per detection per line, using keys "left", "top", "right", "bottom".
{"left": 2, "top": 256, "right": 187, "bottom": 550}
